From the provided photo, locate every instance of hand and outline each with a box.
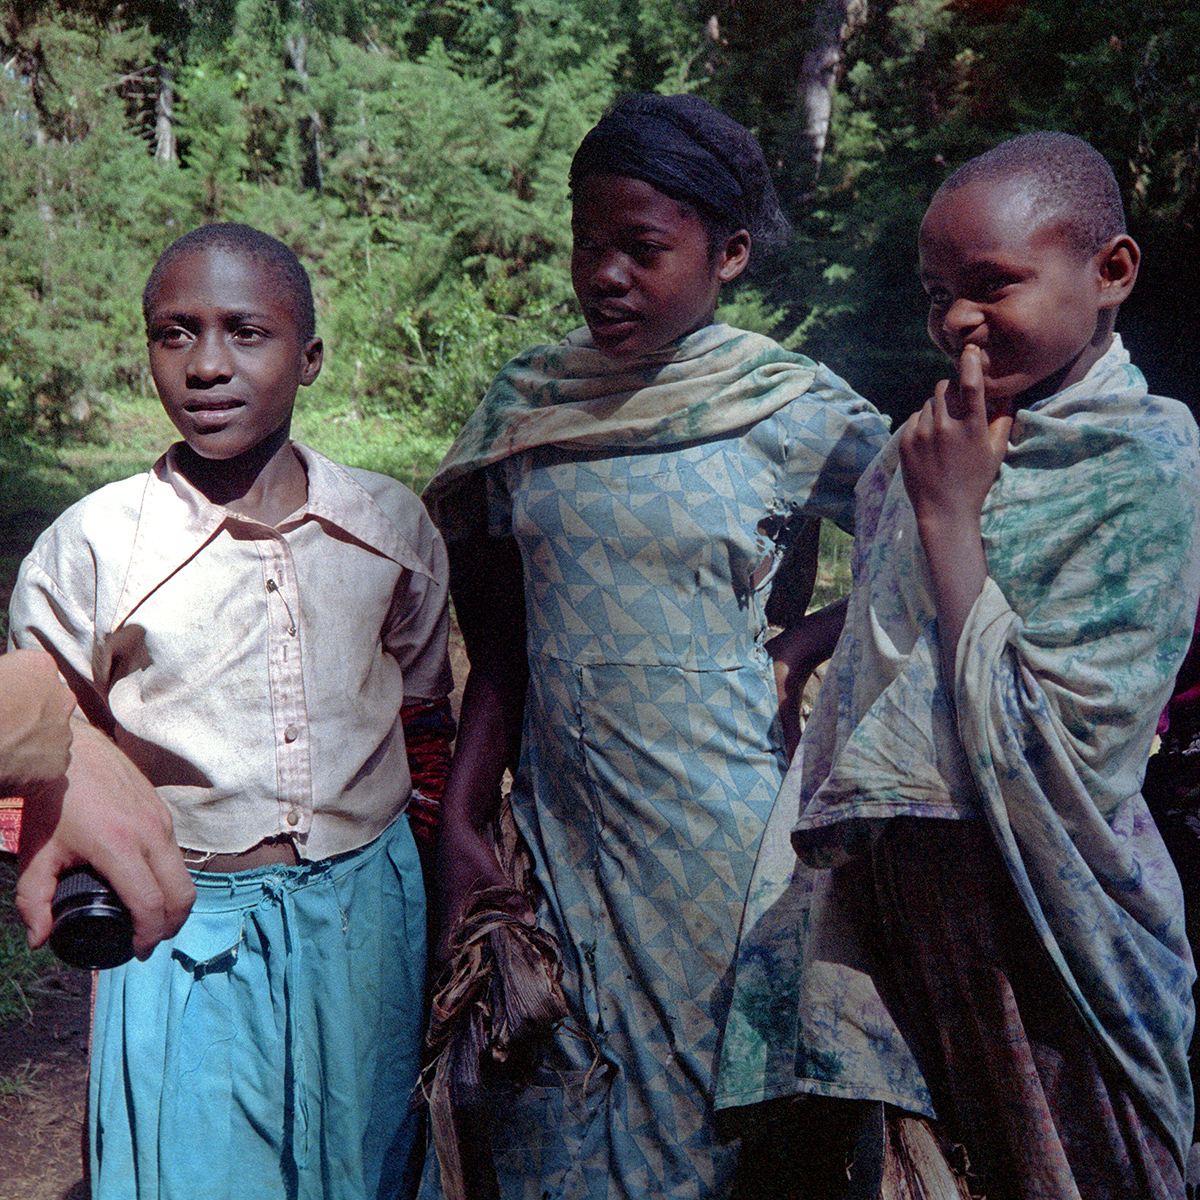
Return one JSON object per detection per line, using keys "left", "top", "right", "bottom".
{"left": 432, "top": 813, "right": 534, "bottom": 968}
{"left": 900, "top": 346, "right": 1014, "bottom": 684}
{"left": 768, "top": 598, "right": 849, "bottom": 760}
{"left": 16, "top": 722, "right": 196, "bottom": 960}
{"left": 0, "top": 649, "right": 75, "bottom": 792}
{"left": 900, "top": 345, "right": 1014, "bottom": 529}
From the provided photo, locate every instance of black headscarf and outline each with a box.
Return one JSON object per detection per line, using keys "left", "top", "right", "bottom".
{"left": 569, "top": 93, "right": 790, "bottom": 250}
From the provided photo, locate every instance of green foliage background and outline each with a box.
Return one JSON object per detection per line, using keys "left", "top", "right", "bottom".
{"left": 0, "top": 0, "right": 1196, "bottom": 453}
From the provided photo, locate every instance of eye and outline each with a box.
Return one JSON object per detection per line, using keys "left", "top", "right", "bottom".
{"left": 924, "top": 286, "right": 951, "bottom": 310}
{"left": 978, "top": 275, "right": 1011, "bottom": 299}
{"left": 629, "top": 241, "right": 665, "bottom": 267}
{"left": 231, "top": 324, "right": 267, "bottom": 344}
{"left": 151, "top": 323, "right": 190, "bottom": 347}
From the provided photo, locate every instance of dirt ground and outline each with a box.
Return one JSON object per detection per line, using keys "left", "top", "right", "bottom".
{"left": 0, "top": 941, "right": 91, "bottom": 1200}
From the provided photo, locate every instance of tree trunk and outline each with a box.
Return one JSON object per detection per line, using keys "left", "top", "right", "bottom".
{"left": 795, "top": 0, "right": 867, "bottom": 193}
{"left": 155, "top": 65, "right": 177, "bottom": 164}
{"left": 285, "top": 32, "right": 323, "bottom": 192}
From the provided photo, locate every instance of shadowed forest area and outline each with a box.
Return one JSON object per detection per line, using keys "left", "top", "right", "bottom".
{"left": 0, "top": 0, "right": 1196, "bottom": 461}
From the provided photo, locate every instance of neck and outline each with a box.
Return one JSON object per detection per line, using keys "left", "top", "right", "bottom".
{"left": 1016, "top": 332, "right": 1113, "bottom": 411}
{"left": 176, "top": 424, "right": 308, "bottom": 525}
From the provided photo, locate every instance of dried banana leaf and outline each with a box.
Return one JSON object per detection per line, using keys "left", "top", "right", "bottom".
{"left": 422, "top": 797, "right": 573, "bottom": 1200}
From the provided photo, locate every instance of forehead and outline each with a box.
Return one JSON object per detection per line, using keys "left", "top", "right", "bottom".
{"left": 571, "top": 173, "right": 699, "bottom": 232}
{"left": 920, "top": 177, "right": 1034, "bottom": 249}
{"left": 147, "top": 246, "right": 299, "bottom": 324}
{"left": 919, "top": 176, "right": 1081, "bottom": 268}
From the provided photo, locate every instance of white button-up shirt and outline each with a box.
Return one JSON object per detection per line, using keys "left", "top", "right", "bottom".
{"left": 9, "top": 443, "right": 453, "bottom": 860}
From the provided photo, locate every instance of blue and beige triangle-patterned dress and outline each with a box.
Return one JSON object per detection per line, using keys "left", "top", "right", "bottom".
{"left": 422, "top": 324, "right": 889, "bottom": 1200}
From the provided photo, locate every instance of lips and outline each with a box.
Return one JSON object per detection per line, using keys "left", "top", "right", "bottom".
{"left": 586, "top": 306, "right": 641, "bottom": 353}
{"left": 587, "top": 304, "right": 639, "bottom": 328}
{"left": 185, "top": 397, "right": 244, "bottom": 413}
{"left": 180, "top": 398, "right": 245, "bottom": 431}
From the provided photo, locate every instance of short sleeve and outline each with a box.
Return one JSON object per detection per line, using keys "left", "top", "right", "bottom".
{"left": 8, "top": 519, "right": 111, "bottom": 732}
{"left": 754, "top": 361, "right": 890, "bottom": 534}
{"left": 381, "top": 500, "right": 455, "bottom": 704}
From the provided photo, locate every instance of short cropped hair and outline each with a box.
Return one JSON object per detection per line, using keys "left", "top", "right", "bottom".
{"left": 937, "top": 131, "right": 1126, "bottom": 258}
{"left": 569, "top": 93, "right": 791, "bottom": 258}
{"left": 143, "top": 223, "right": 316, "bottom": 342}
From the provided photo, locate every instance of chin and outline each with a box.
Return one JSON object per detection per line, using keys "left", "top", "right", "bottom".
{"left": 180, "top": 435, "right": 253, "bottom": 461}
{"left": 589, "top": 336, "right": 639, "bottom": 360}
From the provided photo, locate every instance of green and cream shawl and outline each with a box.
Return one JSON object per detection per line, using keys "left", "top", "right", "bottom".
{"left": 423, "top": 323, "right": 880, "bottom": 541}
{"left": 784, "top": 337, "right": 1200, "bottom": 1159}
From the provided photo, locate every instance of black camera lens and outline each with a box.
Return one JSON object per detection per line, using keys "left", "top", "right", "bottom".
{"left": 49, "top": 865, "right": 134, "bottom": 970}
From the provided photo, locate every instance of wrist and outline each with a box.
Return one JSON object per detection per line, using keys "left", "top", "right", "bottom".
{"left": 912, "top": 498, "right": 984, "bottom": 538}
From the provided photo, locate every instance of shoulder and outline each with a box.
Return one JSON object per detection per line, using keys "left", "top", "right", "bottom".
{"left": 350, "top": 464, "right": 445, "bottom": 549}
{"left": 1019, "top": 384, "right": 1200, "bottom": 490}
{"left": 296, "top": 443, "right": 425, "bottom": 518}
{"left": 1130, "top": 392, "right": 1200, "bottom": 463}
{"left": 28, "top": 471, "right": 149, "bottom": 567}
{"left": 294, "top": 444, "right": 446, "bottom": 571}
{"left": 342, "top": 462, "right": 428, "bottom": 521}
{"left": 748, "top": 359, "right": 890, "bottom": 462}
{"left": 14, "top": 471, "right": 151, "bottom": 629}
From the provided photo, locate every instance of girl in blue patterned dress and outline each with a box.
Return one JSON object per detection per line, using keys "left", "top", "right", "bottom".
{"left": 420, "top": 94, "right": 889, "bottom": 1200}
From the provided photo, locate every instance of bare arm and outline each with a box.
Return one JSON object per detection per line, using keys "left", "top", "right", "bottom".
{"left": 431, "top": 534, "right": 531, "bottom": 961}
{"left": 899, "top": 345, "right": 1013, "bottom": 687}
{"left": 16, "top": 719, "right": 195, "bottom": 960}
{"left": 0, "top": 649, "right": 74, "bottom": 793}
{"left": 768, "top": 597, "right": 848, "bottom": 759}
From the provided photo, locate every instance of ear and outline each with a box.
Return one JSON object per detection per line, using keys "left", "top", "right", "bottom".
{"left": 1095, "top": 234, "right": 1139, "bottom": 310}
{"left": 300, "top": 337, "right": 324, "bottom": 386}
{"left": 716, "top": 229, "right": 752, "bottom": 284}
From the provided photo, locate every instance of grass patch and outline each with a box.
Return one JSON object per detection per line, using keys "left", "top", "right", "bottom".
{"left": 0, "top": 1058, "right": 42, "bottom": 1101}
{"left": 0, "top": 855, "right": 57, "bottom": 1029}
{"left": 813, "top": 521, "right": 853, "bottom": 607}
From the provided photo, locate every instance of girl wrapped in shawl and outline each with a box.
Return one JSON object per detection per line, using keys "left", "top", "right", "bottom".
{"left": 717, "top": 132, "right": 1200, "bottom": 1199}
{"left": 419, "top": 95, "right": 889, "bottom": 1200}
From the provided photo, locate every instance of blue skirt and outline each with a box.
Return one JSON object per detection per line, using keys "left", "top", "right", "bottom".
{"left": 90, "top": 817, "right": 427, "bottom": 1200}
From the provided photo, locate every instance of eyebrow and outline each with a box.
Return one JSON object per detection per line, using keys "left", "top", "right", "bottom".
{"left": 571, "top": 217, "right": 673, "bottom": 235}
{"left": 149, "top": 308, "right": 277, "bottom": 325}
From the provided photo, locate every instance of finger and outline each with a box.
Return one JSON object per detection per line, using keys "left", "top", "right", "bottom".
{"left": 988, "top": 413, "right": 1015, "bottom": 459}
{"left": 935, "top": 371, "right": 964, "bottom": 422}
{"left": 930, "top": 378, "right": 952, "bottom": 422}
{"left": 87, "top": 847, "right": 175, "bottom": 960}
{"left": 87, "top": 824, "right": 193, "bottom": 957}
{"left": 141, "top": 840, "right": 197, "bottom": 945}
{"left": 900, "top": 398, "right": 933, "bottom": 450}
{"left": 899, "top": 405, "right": 929, "bottom": 486}
{"left": 15, "top": 841, "right": 71, "bottom": 949}
{"left": 952, "top": 345, "right": 985, "bottom": 424}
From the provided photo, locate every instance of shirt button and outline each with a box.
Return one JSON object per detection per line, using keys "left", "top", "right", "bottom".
{"left": 286, "top": 811, "right": 300, "bottom": 827}
{"left": 283, "top": 724, "right": 298, "bottom": 743}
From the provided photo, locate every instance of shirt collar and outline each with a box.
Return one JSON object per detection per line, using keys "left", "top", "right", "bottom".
{"left": 113, "top": 441, "right": 434, "bottom": 629}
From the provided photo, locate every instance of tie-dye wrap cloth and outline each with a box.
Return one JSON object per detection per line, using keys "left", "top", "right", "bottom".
{"left": 717, "top": 338, "right": 1200, "bottom": 1165}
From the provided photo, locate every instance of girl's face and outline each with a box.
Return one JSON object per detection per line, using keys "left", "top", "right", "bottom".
{"left": 570, "top": 173, "right": 749, "bottom": 360}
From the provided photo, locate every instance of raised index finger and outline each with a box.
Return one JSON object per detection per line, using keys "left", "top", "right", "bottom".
{"left": 950, "top": 344, "right": 986, "bottom": 424}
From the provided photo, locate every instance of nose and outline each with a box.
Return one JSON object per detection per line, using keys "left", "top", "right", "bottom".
{"left": 187, "top": 328, "right": 233, "bottom": 384}
{"left": 941, "top": 297, "right": 983, "bottom": 338}
{"left": 590, "top": 249, "right": 631, "bottom": 295}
